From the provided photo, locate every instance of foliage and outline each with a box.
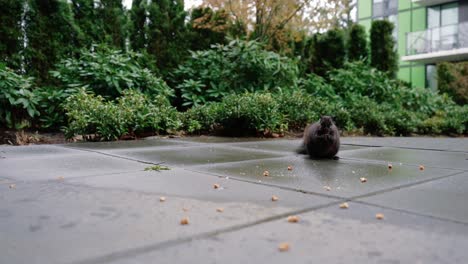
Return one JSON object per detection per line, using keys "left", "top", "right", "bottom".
{"left": 370, "top": 20, "right": 398, "bottom": 78}
{"left": 0, "top": 0, "right": 24, "bottom": 70}
{"left": 187, "top": 7, "right": 230, "bottom": 51}
{"left": 146, "top": 0, "right": 188, "bottom": 74}
{"left": 51, "top": 46, "right": 173, "bottom": 99}
{"left": 437, "top": 62, "right": 468, "bottom": 105}
{"left": 144, "top": 165, "right": 171, "bottom": 171}
{"left": 311, "top": 29, "right": 346, "bottom": 77}
{"left": 174, "top": 39, "right": 299, "bottom": 107}
{"left": 99, "top": 0, "right": 127, "bottom": 50}
{"left": 24, "top": 0, "right": 82, "bottom": 83}
{"left": 0, "top": 66, "right": 39, "bottom": 129}
{"left": 183, "top": 93, "right": 287, "bottom": 136}
{"left": 33, "top": 86, "right": 78, "bottom": 129}
{"left": 63, "top": 89, "right": 182, "bottom": 140}
{"left": 129, "top": 0, "right": 147, "bottom": 51}
{"left": 348, "top": 23, "right": 368, "bottom": 62}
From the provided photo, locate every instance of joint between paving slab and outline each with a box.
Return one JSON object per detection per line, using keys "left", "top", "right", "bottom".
{"left": 341, "top": 143, "right": 467, "bottom": 153}
{"left": 354, "top": 200, "right": 468, "bottom": 226}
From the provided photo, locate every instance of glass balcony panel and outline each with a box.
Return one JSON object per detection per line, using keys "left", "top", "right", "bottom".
{"left": 406, "top": 22, "right": 468, "bottom": 56}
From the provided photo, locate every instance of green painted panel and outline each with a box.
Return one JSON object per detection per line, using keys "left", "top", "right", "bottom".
{"left": 358, "top": 19, "right": 372, "bottom": 33}
{"left": 399, "top": 0, "right": 411, "bottom": 10}
{"left": 411, "top": 65, "right": 426, "bottom": 88}
{"left": 411, "top": 8, "right": 426, "bottom": 32}
{"left": 358, "top": 0, "right": 372, "bottom": 19}
{"left": 397, "top": 67, "right": 411, "bottom": 83}
{"left": 398, "top": 11, "right": 411, "bottom": 57}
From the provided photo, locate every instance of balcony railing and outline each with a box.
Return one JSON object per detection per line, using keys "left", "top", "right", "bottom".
{"left": 406, "top": 21, "right": 468, "bottom": 56}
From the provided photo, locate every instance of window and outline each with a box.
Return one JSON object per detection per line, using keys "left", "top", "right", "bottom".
{"left": 427, "top": 3, "right": 459, "bottom": 51}
{"left": 373, "top": 0, "right": 397, "bottom": 18}
{"left": 425, "top": 64, "right": 437, "bottom": 91}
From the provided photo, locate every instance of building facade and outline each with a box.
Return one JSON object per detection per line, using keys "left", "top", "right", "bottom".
{"left": 357, "top": 0, "right": 468, "bottom": 90}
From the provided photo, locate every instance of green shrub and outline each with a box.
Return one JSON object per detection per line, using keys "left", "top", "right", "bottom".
{"left": 34, "top": 86, "right": 78, "bottom": 129}
{"left": 63, "top": 89, "right": 181, "bottom": 140}
{"left": 51, "top": 46, "right": 173, "bottom": 99}
{"left": 437, "top": 62, "right": 468, "bottom": 105}
{"left": 0, "top": 66, "right": 39, "bottom": 129}
{"left": 173, "top": 39, "right": 299, "bottom": 107}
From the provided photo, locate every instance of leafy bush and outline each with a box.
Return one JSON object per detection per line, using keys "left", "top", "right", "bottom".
{"left": 183, "top": 92, "right": 288, "bottom": 136}
{"left": 173, "top": 39, "right": 299, "bottom": 107}
{"left": 0, "top": 66, "right": 39, "bottom": 129}
{"left": 437, "top": 62, "right": 468, "bottom": 105}
{"left": 63, "top": 89, "right": 181, "bottom": 140}
{"left": 51, "top": 46, "right": 173, "bottom": 99}
{"left": 310, "top": 28, "right": 346, "bottom": 77}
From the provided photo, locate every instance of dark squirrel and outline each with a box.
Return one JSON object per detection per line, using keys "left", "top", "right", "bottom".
{"left": 297, "top": 116, "right": 340, "bottom": 159}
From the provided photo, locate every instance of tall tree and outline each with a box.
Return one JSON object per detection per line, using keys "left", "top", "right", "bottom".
{"left": 24, "top": 0, "right": 81, "bottom": 83}
{"left": 187, "top": 7, "right": 230, "bottom": 51}
{"left": 348, "top": 23, "right": 368, "bottom": 62}
{"left": 71, "top": 0, "right": 101, "bottom": 48}
{"left": 311, "top": 28, "right": 346, "bottom": 77}
{"left": 146, "top": 0, "right": 187, "bottom": 73}
{"left": 129, "top": 0, "right": 147, "bottom": 51}
{"left": 98, "top": 0, "right": 127, "bottom": 50}
{"left": 0, "top": 0, "right": 25, "bottom": 70}
{"left": 370, "top": 20, "right": 398, "bottom": 78}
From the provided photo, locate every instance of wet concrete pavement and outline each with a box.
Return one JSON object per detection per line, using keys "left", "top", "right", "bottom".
{"left": 0, "top": 136, "right": 467, "bottom": 264}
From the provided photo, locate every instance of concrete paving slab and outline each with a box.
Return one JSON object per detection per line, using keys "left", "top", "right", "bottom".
{"left": 340, "top": 147, "right": 468, "bottom": 170}
{"left": 105, "top": 202, "right": 468, "bottom": 264}
{"left": 342, "top": 136, "right": 468, "bottom": 152}
{"left": 67, "top": 169, "right": 336, "bottom": 207}
{"left": 168, "top": 136, "right": 267, "bottom": 144}
{"left": 0, "top": 152, "right": 147, "bottom": 182}
{"left": 194, "top": 156, "right": 461, "bottom": 198}
{"left": 359, "top": 172, "right": 468, "bottom": 224}
{"left": 0, "top": 144, "right": 79, "bottom": 159}
{"left": 111, "top": 145, "right": 285, "bottom": 166}
{"left": 0, "top": 177, "right": 335, "bottom": 264}
{"left": 64, "top": 138, "right": 185, "bottom": 151}
{"left": 226, "top": 139, "right": 366, "bottom": 154}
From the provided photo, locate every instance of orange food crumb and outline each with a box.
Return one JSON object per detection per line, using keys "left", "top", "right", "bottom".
{"left": 287, "top": 165, "right": 293, "bottom": 171}
{"left": 159, "top": 197, "right": 166, "bottom": 202}
{"left": 263, "top": 170, "right": 270, "bottom": 177}
{"left": 419, "top": 165, "right": 425, "bottom": 171}
{"left": 278, "top": 242, "right": 290, "bottom": 252}
{"left": 213, "top": 183, "right": 220, "bottom": 189}
{"left": 287, "top": 215, "right": 299, "bottom": 223}
{"left": 339, "top": 202, "right": 349, "bottom": 209}
{"left": 271, "top": 195, "right": 279, "bottom": 202}
{"left": 360, "top": 177, "right": 367, "bottom": 183}
{"left": 180, "top": 217, "right": 190, "bottom": 225}
{"left": 216, "top": 208, "right": 224, "bottom": 213}
{"left": 376, "top": 213, "right": 385, "bottom": 220}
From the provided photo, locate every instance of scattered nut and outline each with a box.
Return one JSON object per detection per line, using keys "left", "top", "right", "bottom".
{"left": 323, "top": 186, "right": 331, "bottom": 191}
{"left": 9, "top": 184, "right": 16, "bottom": 189}
{"left": 419, "top": 165, "right": 425, "bottom": 171}
{"left": 360, "top": 177, "right": 367, "bottom": 183}
{"left": 388, "top": 164, "right": 393, "bottom": 170}
{"left": 271, "top": 195, "right": 279, "bottom": 202}
{"left": 213, "top": 183, "right": 220, "bottom": 189}
{"left": 376, "top": 213, "right": 385, "bottom": 220}
{"left": 287, "top": 165, "right": 293, "bottom": 171}
{"left": 180, "top": 217, "right": 190, "bottom": 225}
{"left": 339, "top": 202, "right": 349, "bottom": 209}
{"left": 216, "top": 208, "right": 224, "bottom": 213}
{"left": 287, "top": 215, "right": 299, "bottom": 223}
{"left": 278, "top": 242, "right": 290, "bottom": 252}
{"left": 58, "top": 176, "right": 65, "bottom": 181}
{"left": 263, "top": 170, "right": 270, "bottom": 177}
{"left": 159, "top": 196, "right": 166, "bottom": 202}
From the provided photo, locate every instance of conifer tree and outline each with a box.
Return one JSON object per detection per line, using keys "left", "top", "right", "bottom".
{"left": 187, "top": 7, "right": 230, "bottom": 51}
{"left": 129, "top": 0, "right": 147, "bottom": 51}
{"left": 98, "top": 0, "right": 127, "bottom": 50}
{"left": 24, "top": 0, "right": 81, "bottom": 83}
{"left": 0, "top": 0, "right": 25, "bottom": 70}
{"left": 370, "top": 20, "right": 398, "bottom": 78}
{"left": 146, "top": 0, "right": 187, "bottom": 73}
{"left": 348, "top": 23, "right": 368, "bottom": 62}
{"left": 71, "top": 0, "right": 101, "bottom": 48}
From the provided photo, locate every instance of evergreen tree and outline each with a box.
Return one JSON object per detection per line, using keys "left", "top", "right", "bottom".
{"left": 98, "top": 0, "right": 126, "bottom": 50}
{"left": 129, "top": 0, "right": 147, "bottom": 51}
{"left": 24, "top": 0, "right": 81, "bottom": 83}
{"left": 348, "top": 23, "right": 368, "bottom": 62}
{"left": 370, "top": 20, "right": 398, "bottom": 78}
{"left": 146, "top": 0, "right": 187, "bottom": 73}
{"left": 187, "top": 7, "right": 229, "bottom": 51}
{"left": 71, "top": 0, "right": 101, "bottom": 48}
{"left": 311, "top": 28, "right": 346, "bottom": 77}
{"left": 0, "top": 0, "right": 25, "bottom": 70}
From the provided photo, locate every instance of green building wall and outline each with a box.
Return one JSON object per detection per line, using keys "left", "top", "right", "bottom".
{"left": 357, "top": 0, "right": 427, "bottom": 88}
